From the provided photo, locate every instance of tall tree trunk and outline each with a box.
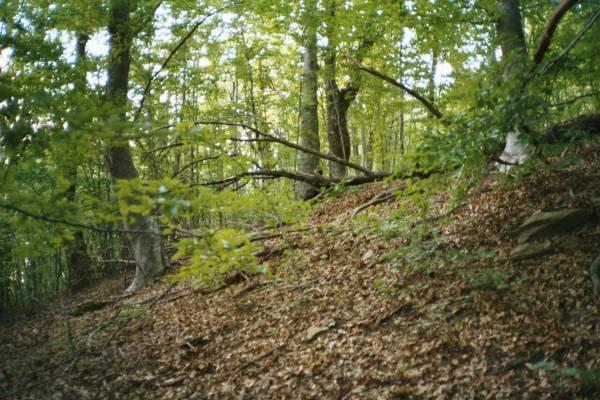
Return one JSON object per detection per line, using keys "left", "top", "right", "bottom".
{"left": 324, "top": 0, "right": 363, "bottom": 178}
{"left": 496, "top": 0, "right": 529, "bottom": 170}
{"left": 106, "top": 0, "right": 165, "bottom": 292}
{"left": 65, "top": 33, "right": 93, "bottom": 291}
{"left": 295, "top": 0, "right": 321, "bottom": 200}
{"left": 361, "top": 127, "right": 372, "bottom": 170}
{"left": 399, "top": 110, "right": 405, "bottom": 154}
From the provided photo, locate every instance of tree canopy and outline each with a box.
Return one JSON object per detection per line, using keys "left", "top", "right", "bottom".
{"left": 0, "top": 0, "right": 598, "bottom": 307}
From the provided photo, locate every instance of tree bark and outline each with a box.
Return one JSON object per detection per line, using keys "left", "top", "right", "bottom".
{"left": 533, "top": 0, "right": 579, "bottom": 65}
{"left": 65, "top": 33, "right": 93, "bottom": 291}
{"left": 295, "top": 0, "right": 321, "bottom": 200}
{"left": 323, "top": 0, "right": 372, "bottom": 178}
{"left": 496, "top": 0, "right": 529, "bottom": 170}
{"left": 106, "top": 0, "right": 166, "bottom": 293}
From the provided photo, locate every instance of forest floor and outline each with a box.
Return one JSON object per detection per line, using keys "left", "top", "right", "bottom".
{"left": 2, "top": 142, "right": 600, "bottom": 399}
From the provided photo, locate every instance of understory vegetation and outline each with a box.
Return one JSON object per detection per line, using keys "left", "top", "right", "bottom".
{"left": 1, "top": 0, "right": 599, "bottom": 397}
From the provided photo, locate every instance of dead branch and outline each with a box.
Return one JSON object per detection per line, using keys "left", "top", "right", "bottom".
{"left": 232, "top": 281, "right": 273, "bottom": 298}
{"left": 550, "top": 91, "right": 600, "bottom": 108}
{"left": 375, "top": 303, "right": 415, "bottom": 326}
{"left": 533, "top": 0, "right": 579, "bottom": 65}
{"left": 542, "top": 112, "right": 600, "bottom": 142}
{"left": 253, "top": 244, "right": 298, "bottom": 259}
{"left": 146, "top": 142, "right": 184, "bottom": 154}
{"left": 346, "top": 55, "right": 443, "bottom": 119}
{"left": 98, "top": 259, "right": 137, "bottom": 264}
{"left": 350, "top": 184, "right": 406, "bottom": 217}
{"left": 171, "top": 153, "right": 237, "bottom": 178}
{"left": 192, "top": 120, "right": 375, "bottom": 175}
{"left": 0, "top": 203, "right": 159, "bottom": 236}
{"left": 233, "top": 343, "right": 287, "bottom": 373}
{"left": 195, "top": 170, "right": 390, "bottom": 189}
{"left": 250, "top": 226, "right": 316, "bottom": 242}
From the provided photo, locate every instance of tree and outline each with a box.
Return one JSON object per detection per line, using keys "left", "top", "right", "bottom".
{"left": 295, "top": 0, "right": 321, "bottom": 200}
{"left": 105, "top": 0, "right": 166, "bottom": 292}
{"left": 323, "top": 0, "right": 375, "bottom": 178}
{"left": 64, "top": 33, "right": 93, "bottom": 290}
{"left": 495, "top": 0, "right": 581, "bottom": 170}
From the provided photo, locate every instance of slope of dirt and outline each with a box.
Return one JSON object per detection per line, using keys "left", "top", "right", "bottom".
{"left": 2, "top": 143, "right": 600, "bottom": 399}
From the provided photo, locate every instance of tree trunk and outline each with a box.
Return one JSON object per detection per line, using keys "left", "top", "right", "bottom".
{"left": 295, "top": 0, "right": 321, "bottom": 200}
{"left": 65, "top": 33, "right": 93, "bottom": 291}
{"left": 323, "top": 0, "right": 364, "bottom": 179}
{"left": 496, "top": 0, "right": 529, "bottom": 171}
{"left": 106, "top": 0, "right": 166, "bottom": 292}
{"left": 325, "top": 86, "right": 353, "bottom": 178}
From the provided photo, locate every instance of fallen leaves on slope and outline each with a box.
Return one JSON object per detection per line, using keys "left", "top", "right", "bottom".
{"left": 3, "top": 144, "right": 600, "bottom": 399}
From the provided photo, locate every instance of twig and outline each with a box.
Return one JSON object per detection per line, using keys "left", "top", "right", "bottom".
{"left": 0, "top": 203, "right": 163, "bottom": 236}
{"left": 254, "top": 244, "right": 298, "bottom": 259}
{"left": 350, "top": 184, "right": 406, "bottom": 217}
{"left": 134, "top": 5, "right": 233, "bottom": 120}
{"left": 233, "top": 343, "right": 287, "bottom": 373}
{"left": 375, "top": 303, "right": 415, "bottom": 326}
{"left": 232, "top": 281, "right": 273, "bottom": 298}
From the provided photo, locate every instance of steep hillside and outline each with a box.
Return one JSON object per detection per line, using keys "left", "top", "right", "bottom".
{"left": 3, "top": 143, "right": 600, "bottom": 399}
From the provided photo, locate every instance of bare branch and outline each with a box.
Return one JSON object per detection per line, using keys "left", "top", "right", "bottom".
{"left": 0, "top": 203, "right": 160, "bottom": 235}
{"left": 172, "top": 153, "right": 237, "bottom": 178}
{"left": 146, "top": 142, "right": 184, "bottom": 154}
{"left": 132, "top": 0, "right": 165, "bottom": 37}
{"left": 541, "top": 8, "right": 600, "bottom": 74}
{"left": 133, "top": 5, "right": 232, "bottom": 121}
{"left": 195, "top": 170, "right": 391, "bottom": 188}
{"left": 533, "top": 0, "right": 579, "bottom": 65}
{"left": 347, "top": 55, "right": 444, "bottom": 119}
{"left": 191, "top": 120, "right": 376, "bottom": 175}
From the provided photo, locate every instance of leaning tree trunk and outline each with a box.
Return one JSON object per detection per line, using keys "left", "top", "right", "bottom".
{"left": 106, "top": 0, "right": 165, "bottom": 292}
{"left": 295, "top": 0, "right": 321, "bottom": 200}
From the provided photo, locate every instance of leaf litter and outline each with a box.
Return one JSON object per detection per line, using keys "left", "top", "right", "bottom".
{"left": 2, "top": 143, "right": 600, "bottom": 399}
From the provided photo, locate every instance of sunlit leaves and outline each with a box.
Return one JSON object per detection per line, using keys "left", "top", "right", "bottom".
{"left": 167, "top": 228, "right": 265, "bottom": 287}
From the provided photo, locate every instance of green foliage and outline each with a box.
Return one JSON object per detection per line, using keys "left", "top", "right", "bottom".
{"left": 373, "top": 276, "right": 398, "bottom": 296}
{"left": 1, "top": 0, "right": 597, "bottom": 310}
{"left": 167, "top": 229, "right": 266, "bottom": 288}
{"left": 529, "top": 361, "right": 600, "bottom": 390}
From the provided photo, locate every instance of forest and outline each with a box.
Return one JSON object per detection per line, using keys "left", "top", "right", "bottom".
{"left": 1, "top": 0, "right": 600, "bottom": 398}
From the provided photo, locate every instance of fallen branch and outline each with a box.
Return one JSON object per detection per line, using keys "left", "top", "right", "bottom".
{"left": 350, "top": 184, "right": 406, "bottom": 217}
{"left": 233, "top": 343, "right": 287, "bottom": 373}
{"left": 232, "top": 280, "right": 273, "bottom": 298}
{"left": 375, "top": 303, "right": 415, "bottom": 326}
{"left": 254, "top": 244, "right": 298, "bottom": 259}
{"left": 542, "top": 112, "right": 600, "bottom": 142}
